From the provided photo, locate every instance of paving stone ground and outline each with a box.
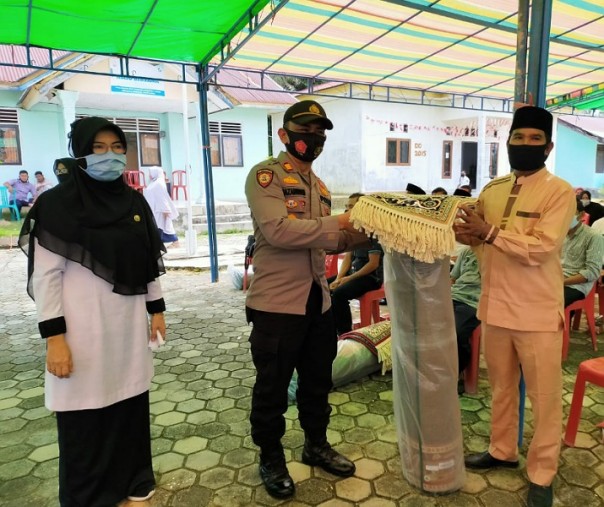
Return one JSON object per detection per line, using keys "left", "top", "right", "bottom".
{"left": 1, "top": 245, "right": 604, "bottom": 507}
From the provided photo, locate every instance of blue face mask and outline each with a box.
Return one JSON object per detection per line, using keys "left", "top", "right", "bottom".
{"left": 569, "top": 216, "right": 580, "bottom": 230}
{"left": 84, "top": 152, "right": 127, "bottom": 181}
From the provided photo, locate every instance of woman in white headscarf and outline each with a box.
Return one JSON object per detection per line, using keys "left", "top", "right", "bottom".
{"left": 144, "top": 167, "right": 180, "bottom": 247}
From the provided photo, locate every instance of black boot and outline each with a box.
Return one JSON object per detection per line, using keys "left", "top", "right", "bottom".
{"left": 302, "top": 439, "right": 356, "bottom": 477}
{"left": 259, "top": 451, "right": 294, "bottom": 499}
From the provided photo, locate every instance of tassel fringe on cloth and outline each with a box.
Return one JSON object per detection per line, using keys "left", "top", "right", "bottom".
{"left": 350, "top": 193, "right": 476, "bottom": 263}
{"left": 340, "top": 321, "right": 392, "bottom": 374}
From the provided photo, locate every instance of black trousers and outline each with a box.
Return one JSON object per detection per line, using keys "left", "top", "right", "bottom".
{"left": 453, "top": 300, "right": 480, "bottom": 374}
{"left": 247, "top": 283, "right": 337, "bottom": 454}
{"left": 327, "top": 275, "right": 382, "bottom": 335}
{"left": 564, "top": 286, "right": 585, "bottom": 308}
{"left": 56, "top": 391, "right": 155, "bottom": 507}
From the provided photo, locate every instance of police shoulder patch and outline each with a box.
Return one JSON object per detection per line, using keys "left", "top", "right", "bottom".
{"left": 256, "top": 169, "right": 274, "bottom": 188}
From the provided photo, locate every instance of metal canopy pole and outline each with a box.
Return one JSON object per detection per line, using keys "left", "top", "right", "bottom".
{"left": 514, "top": 0, "right": 529, "bottom": 104}
{"left": 198, "top": 65, "right": 219, "bottom": 282}
{"left": 526, "top": 0, "right": 553, "bottom": 107}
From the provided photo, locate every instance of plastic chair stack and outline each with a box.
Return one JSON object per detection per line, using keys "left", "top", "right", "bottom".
{"left": 171, "top": 170, "right": 188, "bottom": 200}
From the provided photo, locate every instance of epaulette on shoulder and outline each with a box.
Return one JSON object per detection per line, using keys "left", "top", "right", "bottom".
{"left": 251, "top": 156, "right": 279, "bottom": 173}
{"left": 263, "top": 156, "right": 279, "bottom": 166}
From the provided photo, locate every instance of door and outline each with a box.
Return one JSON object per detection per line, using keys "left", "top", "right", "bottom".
{"left": 461, "top": 142, "right": 478, "bottom": 188}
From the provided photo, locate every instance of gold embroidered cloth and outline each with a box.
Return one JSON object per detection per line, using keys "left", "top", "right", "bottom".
{"left": 350, "top": 193, "right": 476, "bottom": 263}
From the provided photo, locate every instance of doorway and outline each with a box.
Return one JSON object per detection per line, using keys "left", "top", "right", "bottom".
{"left": 461, "top": 142, "right": 478, "bottom": 188}
{"left": 125, "top": 132, "right": 139, "bottom": 171}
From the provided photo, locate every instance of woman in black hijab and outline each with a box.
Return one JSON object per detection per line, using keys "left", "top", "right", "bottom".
{"left": 19, "top": 117, "right": 166, "bottom": 507}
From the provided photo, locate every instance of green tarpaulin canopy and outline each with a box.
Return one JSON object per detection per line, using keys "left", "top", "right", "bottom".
{"left": 0, "top": 0, "right": 271, "bottom": 64}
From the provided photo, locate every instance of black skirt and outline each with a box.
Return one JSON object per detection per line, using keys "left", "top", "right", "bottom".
{"left": 56, "top": 391, "right": 155, "bottom": 507}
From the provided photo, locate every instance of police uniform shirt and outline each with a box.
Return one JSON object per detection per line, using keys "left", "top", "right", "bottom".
{"left": 245, "top": 151, "right": 366, "bottom": 315}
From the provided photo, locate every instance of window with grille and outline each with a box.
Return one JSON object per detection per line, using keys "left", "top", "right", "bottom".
{"left": 209, "top": 121, "right": 244, "bottom": 167}
{"left": 0, "top": 109, "right": 22, "bottom": 165}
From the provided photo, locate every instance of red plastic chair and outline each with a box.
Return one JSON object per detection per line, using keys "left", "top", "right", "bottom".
{"left": 124, "top": 171, "right": 146, "bottom": 193}
{"left": 325, "top": 254, "right": 340, "bottom": 278}
{"left": 463, "top": 325, "right": 482, "bottom": 395}
{"left": 353, "top": 285, "right": 388, "bottom": 329}
{"left": 563, "top": 282, "right": 598, "bottom": 360}
{"left": 564, "top": 357, "right": 604, "bottom": 446}
{"left": 597, "top": 275, "right": 604, "bottom": 319}
{"left": 171, "top": 170, "right": 188, "bottom": 200}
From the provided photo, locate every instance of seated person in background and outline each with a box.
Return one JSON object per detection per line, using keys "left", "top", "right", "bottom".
{"left": 451, "top": 247, "right": 481, "bottom": 391}
{"left": 580, "top": 190, "right": 604, "bottom": 226}
{"left": 562, "top": 199, "right": 604, "bottom": 307}
{"left": 406, "top": 183, "right": 426, "bottom": 195}
{"left": 329, "top": 193, "right": 384, "bottom": 336}
{"left": 4, "top": 170, "right": 36, "bottom": 213}
{"left": 432, "top": 187, "right": 448, "bottom": 195}
{"left": 590, "top": 216, "right": 604, "bottom": 235}
{"left": 33, "top": 171, "right": 53, "bottom": 202}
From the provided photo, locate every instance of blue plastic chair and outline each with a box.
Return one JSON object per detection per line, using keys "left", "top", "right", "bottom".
{"left": 0, "top": 186, "right": 20, "bottom": 221}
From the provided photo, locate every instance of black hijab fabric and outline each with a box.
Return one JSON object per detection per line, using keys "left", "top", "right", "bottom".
{"left": 20, "top": 117, "right": 165, "bottom": 296}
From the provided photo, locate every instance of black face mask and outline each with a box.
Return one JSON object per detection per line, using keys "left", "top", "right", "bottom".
{"left": 284, "top": 128, "right": 326, "bottom": 162}
{"left": 507, "top": 144, "right": 549, "bottom": 172}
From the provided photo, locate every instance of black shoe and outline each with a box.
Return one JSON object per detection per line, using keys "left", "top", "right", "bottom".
{"left": 464, "top": 451, "right": 519, "bottom": 469}
{"left": 259, "top": 453, "right": 294, "bottom": 499}
{"left": 527, "top": 482, "right": 553, "bottom": 507}
{"left": 302, "top": 441, "right": 356, "bottom": 477}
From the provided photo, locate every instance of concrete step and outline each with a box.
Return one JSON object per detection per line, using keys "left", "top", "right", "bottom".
{"left": 193, "top": 221, "right": 252, "bottom": 234}
{"left": 192, "top": 213, "right": 251, "bottom": 225}
{"left": 174, "top": 202, "right": 249, "bottom": 217}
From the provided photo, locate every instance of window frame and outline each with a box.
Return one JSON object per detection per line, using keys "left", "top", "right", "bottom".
{"left": 0, "top": 124, "right": 22, "bottom": 165}
{"left": 139, "top": 132, "right": 162, "bottom": 167}
{"left": 386, "top": 137, "right": 411, "bottom": 166}
{"left": 488, "top": 142, "right": 499, "bottom": 179}
{"left": 442, "top": 140, "right": 453, "bottom": 179}
{"left": 221, "top": 135, "right": 244, "bottom": 167}
{"left": 210, "top": 134, "right": 222, "bottom": 167}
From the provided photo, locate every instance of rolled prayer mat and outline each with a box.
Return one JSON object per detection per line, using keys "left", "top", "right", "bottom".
{"left": 385, "top": 252, "right": 465, "bottom": 493}
{"left": 350, "top": 193, "right": 471, "bottom": 494}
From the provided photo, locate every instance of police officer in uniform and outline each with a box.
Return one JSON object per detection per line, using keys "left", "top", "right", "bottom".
{"left": 245, "top": 100, "right": 367, "bottom": 499}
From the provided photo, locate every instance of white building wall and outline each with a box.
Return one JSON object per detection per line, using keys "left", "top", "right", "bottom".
{"left": 291, "top": 96, "right": 511, "bottom": 196}
{"left": 0, "top": 98, "right": 65, "bottom": 185}
{"left": 209, "top": 107, "right": 270, "bottom": 203}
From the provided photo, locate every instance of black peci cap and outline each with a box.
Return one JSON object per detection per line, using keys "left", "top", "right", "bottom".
{"left": 510, "top": 106, "right": 553, "bottom": 140}
{"left": 406, "top": 183, "right": 426, "bottom": 195}
{"left": 284, "top": 100, "right": 333, "bottom": 130}
{"left": 453, "top": 188, "right": 472, "bottom": 197}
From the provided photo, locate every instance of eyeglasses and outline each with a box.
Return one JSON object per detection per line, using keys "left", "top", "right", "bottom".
{"left": 92, "top": 143, "right": 126, "bottom": 154}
